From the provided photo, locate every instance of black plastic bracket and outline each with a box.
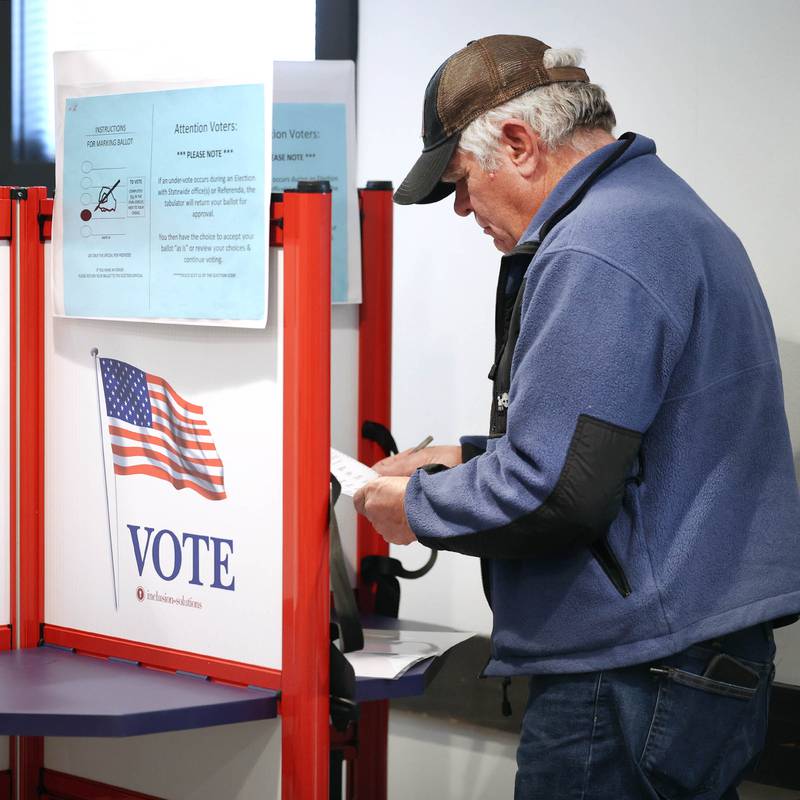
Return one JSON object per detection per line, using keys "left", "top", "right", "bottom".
{"left": 329, "top": 641, "right": 360, "bottom": 732}
{"left": 38, "top": 212, "right": 52, "bottom": 242}
{"left": 362, "top": 553, "right": 438, "bottom": 582}
{"left": 286, "top": 180, "right": 332, "bottom": 194}
{"left": 361, "top": 420, "right": 398, "bottom": 457}
{"left": 361, "top": 551, "right": 438, "bottom": 619}
{"left": 359, "top": 422, "right": 438, "bottom": 617}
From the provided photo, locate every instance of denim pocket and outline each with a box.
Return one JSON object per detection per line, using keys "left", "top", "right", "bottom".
{"left": 638, "top": 660, "right": 767, "bottom": 799}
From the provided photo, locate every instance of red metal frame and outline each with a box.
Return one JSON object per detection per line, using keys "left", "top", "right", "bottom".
{"left": 41, "top": 769, "right": 163, "bottom": 800}
{"left": 0, "top": 186, "right": 11, "bottom": 800}
{"left": 0, "top": 770, "right": 10, "bottom": 800}
{"left": 356, "top": 187, "right": 394, "bottom": 600}
{"left": 280, "top": 188, "right": 332, "bottom": 799}
{"left": 2, "top": 188, "right": 26, "bottom": 799}
{"left": 352, "top": 186, "right": 394, "bottom": 800}
{"left": 17, "top": 188, "right": 47, "bottom": 650}
{"left": 0, "top": 196, "right": 12, "bottom": 239}
{"left": 10, "top": 187, "right": 48, "bottom": 800}
{"left": 9, "top": 189, "right": 333, "bottom": 799}
{"left": 43, "top": 625, "right": 281, "bottom": 689}
{"left": 1, "top": 188, "right": 12, "bottom": 660}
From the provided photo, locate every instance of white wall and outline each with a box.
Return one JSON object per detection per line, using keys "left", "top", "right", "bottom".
{"left": 331, "top": 304, "right": 361, "bottom": 583}
{"left": 387, "top": 712, "right": 796, "bottom": 800}
{"left": 358, "top": 0, "right": 800, "bottom": 793}
{"left": 388, "top": 711, "right": 518, "bottom": 799}
{"left": 46, "top": 720, "right": 281, "bottom": 800}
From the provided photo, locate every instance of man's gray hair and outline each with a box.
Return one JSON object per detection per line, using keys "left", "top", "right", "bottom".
{"left": 458, "top": 48, "right": 616, "bottom": 168}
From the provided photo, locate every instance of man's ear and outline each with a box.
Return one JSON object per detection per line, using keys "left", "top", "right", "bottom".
{"left": 498, "top": 119, "right": 541, "bottom": 179}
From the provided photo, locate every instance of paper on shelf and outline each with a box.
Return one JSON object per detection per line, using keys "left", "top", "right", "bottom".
{"left": 346, "top": 628, "right": 475, "bottom": 680}
{"left": 331, "top": 447, "right": 378, "bottom": 497}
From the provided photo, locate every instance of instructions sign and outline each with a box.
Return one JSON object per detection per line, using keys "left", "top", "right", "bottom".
{"left": 272, "top": 103, "right": 348, "bottom": 302}
{"left": 61, "top": 84, "right": 267, "bottom": 322}
{"left": 273, "top": 61, "right": 360, "bottom": 304}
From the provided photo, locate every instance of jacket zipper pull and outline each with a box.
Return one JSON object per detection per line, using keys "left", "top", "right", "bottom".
{"left": 501, "top": 677, "right": 512, "bottom": 717}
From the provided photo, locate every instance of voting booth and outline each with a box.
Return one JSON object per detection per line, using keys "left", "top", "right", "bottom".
{"left": 0, "top": 176, "right": 439, "bottom": 800}
{"left": 0, "top": 52, "right": 457, "bottom": 799}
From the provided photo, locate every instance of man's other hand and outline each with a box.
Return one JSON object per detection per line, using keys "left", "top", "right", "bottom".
{"left": 353, "top": 476, "right": 416, "bottom": 545}
{"left": 372, "top": 445, "right": 462, "bottom": 477}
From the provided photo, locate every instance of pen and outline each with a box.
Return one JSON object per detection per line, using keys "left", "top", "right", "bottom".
{"left": 411, "top": 435, "right": 433, "bottom": 453}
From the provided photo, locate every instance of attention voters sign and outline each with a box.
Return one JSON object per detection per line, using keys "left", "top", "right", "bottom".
{"left": 272, "top": 61, "right": 361, "bottom": 304}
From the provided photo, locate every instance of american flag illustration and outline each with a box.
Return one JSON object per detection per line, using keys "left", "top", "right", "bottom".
{"left": 99, "top": 357, "right": 226, "bottom": 501}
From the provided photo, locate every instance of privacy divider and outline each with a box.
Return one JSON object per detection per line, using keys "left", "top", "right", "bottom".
{"left": 6, "top": 185, "right": 332, "bottom": 799}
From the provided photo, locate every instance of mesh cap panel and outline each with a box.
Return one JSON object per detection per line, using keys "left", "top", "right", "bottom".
{"left": 435, "top": 35, "right": 585, "bottom": 139}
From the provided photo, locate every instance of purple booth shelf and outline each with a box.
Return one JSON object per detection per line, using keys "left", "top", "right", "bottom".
{"left": 0, "top": 617, "right": 461, "bottom": 736}
{"left": 355, "top": 657, "right": 440, "bottom": 703}
{"left": 0, "top": 646, "right": 278, "bottom": 737}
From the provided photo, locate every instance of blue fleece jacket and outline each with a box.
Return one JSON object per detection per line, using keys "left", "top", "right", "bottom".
{"left": 404, "top": 133, "right": 800, "bottom": 675}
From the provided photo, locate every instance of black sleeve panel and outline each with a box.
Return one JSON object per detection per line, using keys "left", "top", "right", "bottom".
{"left": 461, "top": 440, "right": 487, "bottom": 463}
{"left": 417, "top": 414, "right": 642, "bottom": 559}
{"left": 420, "top": 463, "right": 450, "bottom": 476}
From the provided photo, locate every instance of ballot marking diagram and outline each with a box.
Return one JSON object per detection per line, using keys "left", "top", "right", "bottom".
{"left": 62, "top": 84, "right": 266, "bottom": 320}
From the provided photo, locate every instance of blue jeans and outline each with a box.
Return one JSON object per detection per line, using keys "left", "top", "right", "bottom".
{"left": 515, "top": 623, "right": 775, "bottom": 800}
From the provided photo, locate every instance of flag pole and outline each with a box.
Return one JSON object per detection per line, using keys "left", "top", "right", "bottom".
{"left": 91, "top": 348, "right": 119, "bottom": 611}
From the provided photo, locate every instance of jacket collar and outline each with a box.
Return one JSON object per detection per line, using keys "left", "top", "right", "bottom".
{"left": 519, "top": 132, "right": 656, "bottom": 246}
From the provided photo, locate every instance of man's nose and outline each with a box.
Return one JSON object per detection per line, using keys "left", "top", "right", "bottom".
{"left": 453, "top": 181, "right": 472, "bottom": 217}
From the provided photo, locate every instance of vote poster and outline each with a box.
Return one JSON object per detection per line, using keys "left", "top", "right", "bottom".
{"left": 44, "top": 250, "right": 284, "bottom": 671}
{"left": 60, "top": 84, "right": 267, "bottom": 323}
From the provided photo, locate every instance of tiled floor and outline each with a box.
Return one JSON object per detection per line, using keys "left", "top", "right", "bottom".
{"left": 741, "top": 783, "right": 800, "bottom": 799}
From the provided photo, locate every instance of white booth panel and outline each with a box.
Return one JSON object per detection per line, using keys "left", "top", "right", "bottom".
{"left": 46, "top": 719, "right": 281, "bottom": 800}
{"left": 0, "top": 240, "right": 10, "bottom": 629}
{"left": 44, "top": 242, "right": 284, "bottom": 671}
{"left": 331, "top": 303, "right": 359, "bottom": 584}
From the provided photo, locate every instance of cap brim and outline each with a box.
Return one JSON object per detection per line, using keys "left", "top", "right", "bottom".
{"left": 393, "top": 135, "right": 459, "bottom": 205}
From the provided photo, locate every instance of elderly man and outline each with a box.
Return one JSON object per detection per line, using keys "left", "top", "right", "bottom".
{"left": 354, "top": 35, "right": 800, "bottom": 799}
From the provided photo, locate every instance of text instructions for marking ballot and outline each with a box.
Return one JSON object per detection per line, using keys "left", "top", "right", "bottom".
{"left": 272, "top": 103, "right": 349, "bottom": 302}
{"left": 62, "top": 84, "right": 266, "bottom": 321}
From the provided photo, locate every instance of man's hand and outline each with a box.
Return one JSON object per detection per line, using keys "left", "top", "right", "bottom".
{"left": 353, "top": 476, "right": 416, "bottom": 545}
{"left": 373, "top": 445, "right": 462, "bottom": 477}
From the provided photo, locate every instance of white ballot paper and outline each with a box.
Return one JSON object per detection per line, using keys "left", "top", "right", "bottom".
{"left": 331, "top": 447, "right": 378, "bottom": 496}
{"left": 346, "top": 629, "right": 475, "bottom": 680}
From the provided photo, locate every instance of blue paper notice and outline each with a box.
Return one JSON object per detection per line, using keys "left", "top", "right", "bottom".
{"left": 62, "top": 84, "right": 266, "bottom": 321}
{"left": 271, "top": 103, "right": 348, "bottom": 302}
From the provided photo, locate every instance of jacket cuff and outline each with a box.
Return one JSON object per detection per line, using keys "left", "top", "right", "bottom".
{"left": 404, "top": 468, "right": 442, "bottom": 549}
